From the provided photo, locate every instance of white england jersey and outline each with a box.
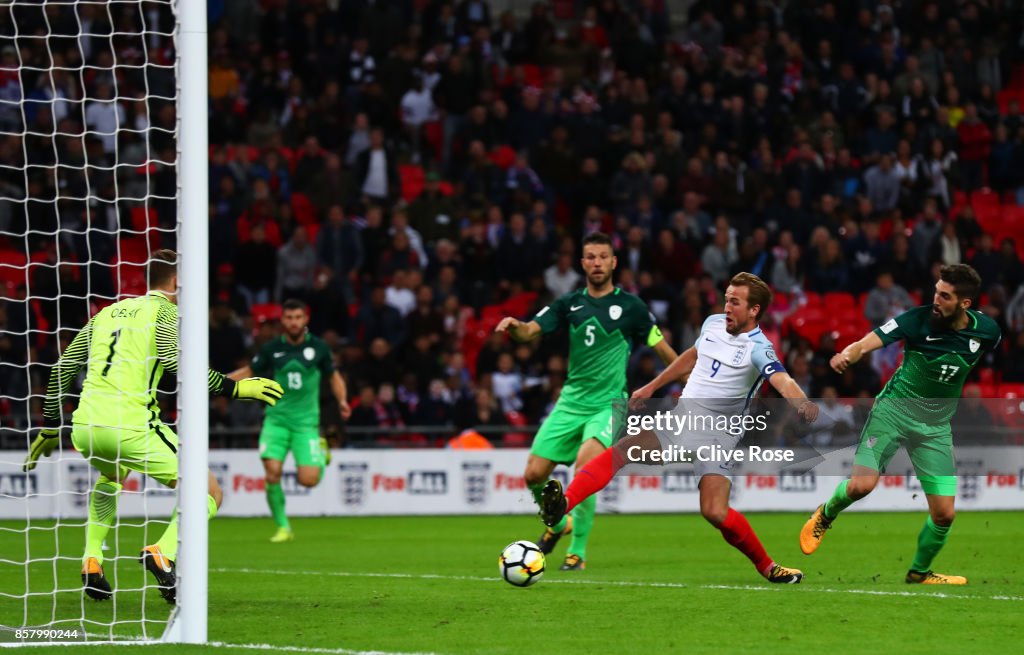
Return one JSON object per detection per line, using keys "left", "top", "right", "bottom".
{"left": 681, "top": 314, "right": 784, "bottom": 409}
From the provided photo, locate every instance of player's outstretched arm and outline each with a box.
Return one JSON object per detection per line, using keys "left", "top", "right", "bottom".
{"left": 331, "top": 370, "right": 351, "bottom": 420}
{"left": 651, "top": 336, "right": 678, "bottom": 367}
{"left": 632, "top": 346, "right": 698, "bottom": 401}
{"left": 26, "top": 317, "right": 95, "bottom": 471}
{"left": 768, "top": 371, "right": 819, "bottom": 423}
{"left": 154, "top": 302, "right": 281, "bottom": 404}
{"left": 227, "top": 365, "right": 253, "bottom": 381}
{"left": 495, "top": 317, "right": 542, "bottom": 342}
{"left": 830, "top": 332, "right": 884, "bottom": 373}
{"left": 41, "top": 316, "right": 93, "bottom": 427}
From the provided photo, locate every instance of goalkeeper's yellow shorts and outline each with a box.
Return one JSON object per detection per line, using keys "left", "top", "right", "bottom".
{"left": 72, "top": 422, "right": 179, "bottom": 486}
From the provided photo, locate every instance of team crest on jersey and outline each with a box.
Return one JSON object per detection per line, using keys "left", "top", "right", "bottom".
{"left": 969, "top": 338, "right": 980, "bottom": 353}
{"left": 303, "top": 347, "right": 316, "bottom": 360}
{"left": 866, "top": 436, "right": 877, "bottom": 448}
{"left": 609, "top": 305, "right": 622, "bottom": 320}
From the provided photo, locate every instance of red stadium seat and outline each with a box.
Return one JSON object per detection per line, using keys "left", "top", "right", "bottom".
{"left": 823, "top": 291, "right": 856, "bottom": 310}
{"left": 999, "top": 383, "right": 1024, "bottom": 399}
{"left": 399, "top": 164, "right": 425, "bottom": 203}
{"left": 250, "top": 303, "right": 282, "bottom": 324}
{"left": 489, "top": 145, "right": 516, "bottom": 170}
{"left": 304, "top": 222, "right": 319, "bottom": 244}
{"left": 116, "top": 238, "right": 151, "bottom": 263}
{"left": 290, "top": 192, "right": 317, "bottom": 225}
{"left": 114, "top": 262, "right": 147, "bottom": 297}
{"left": 0, "top": 250, "right": 27, "bottom": 288}
{"left": 801, "top": 292, "right": 823, "bottom": 307}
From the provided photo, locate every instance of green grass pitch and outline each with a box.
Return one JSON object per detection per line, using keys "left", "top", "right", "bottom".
{"left": 1, "top": 512, "right": 1021, "bottom": 654}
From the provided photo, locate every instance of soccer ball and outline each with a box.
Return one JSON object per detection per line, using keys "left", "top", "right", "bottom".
{"left": 499, "top": 540, "right": 545, "bottom": 587}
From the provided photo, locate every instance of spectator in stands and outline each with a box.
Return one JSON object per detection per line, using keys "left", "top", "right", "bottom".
{"left": 408, "top": 172, "right": 458, "bottom": 248}
{"left": 956, "top": 103, "right": 992, "bottom": 191}
{"left": 930, "top": 220, "right": 963, "bottom": 266}
{"left": 845, "top": 220, "right": 886, "bottom": 294}
{"left": 385, "top": 269, "right": 417, "bottom": 318}
{"left": 864, "top": 270, "right": 914, "bottom": 327}
{"left": 969, "top": 233, "right": 1001, "bottom": 293}
{"left": 400, "top": 74, "right": 436, "bottom": 163}
{"left": 805, "top": 237, "right": 848, "bottom": 294}
{"left": 909, "top": 198, "right": 944, "bottom": 271}
{"left": 996, "top": 238, "right": 1024, "bottom": 292}
{"left": 235, "top": 223, "right": 277, "bottom": 308}
{"left": 700, "top": 224, "right": 737, "bottom": 285}
{"left": 355, "top": 127, "right": 399, "bottom": 204}
{"left": 544, "top": 252, "right": 581, "bottom": 298}
{"left": 209, "top": 300, "right": 247, "bottom": 374}
{"left": 352, "top": 288, "right": 406, "bottom": 347}
{"left": 275, "top": 225, "right": 317, "bottom": 302}
{"left": 408, "top": 285, "right": 444, "bottom": 346}
{"left": 316, "top": 204, "right": 363, "bottom": 303}
{"left": 307, "top": 267, "right": 349, "bottom": 339}
{"left": 863, "top": 153, "right": 901, "bottom": 212}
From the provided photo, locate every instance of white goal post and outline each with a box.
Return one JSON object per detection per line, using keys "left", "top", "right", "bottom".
{"left": 174, "top": 0, "right": 208, "bottom": 644}
{"left": 0, "top": 0, "right": 208, "bottom": 645}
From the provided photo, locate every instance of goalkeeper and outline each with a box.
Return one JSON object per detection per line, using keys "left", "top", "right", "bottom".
{"left": 24, "top": 249, "right": 283, "bottom": 603}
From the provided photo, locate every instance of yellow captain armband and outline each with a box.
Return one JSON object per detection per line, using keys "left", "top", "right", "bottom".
{"left": 647, "top": 325, "right": 664, "bottom": 347}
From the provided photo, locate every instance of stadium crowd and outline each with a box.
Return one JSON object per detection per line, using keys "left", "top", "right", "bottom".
{"left": 2, "top": 0, "right": 1024, "bottom": 446}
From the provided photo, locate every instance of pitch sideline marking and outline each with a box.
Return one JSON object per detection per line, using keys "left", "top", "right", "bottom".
{"left": 3, "top": 638, "right": 440, "bottom": 655}
{"left": 212, "top": 566, "right": 1024, "bottom": 602}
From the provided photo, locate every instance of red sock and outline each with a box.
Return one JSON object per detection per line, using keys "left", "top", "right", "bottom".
{"left": 718, "top": 508, "right": 774, "bottom": 576}
{"left": 564, "top": 448, "right": 625, "bottom": 512}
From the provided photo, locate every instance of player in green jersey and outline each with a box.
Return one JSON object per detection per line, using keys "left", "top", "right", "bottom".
{"left": 495, "top": 232, "right": 678, "bottom": 570}
{"left": 800, "top": 264, "right": 1001, "bottom": 584}
{"left": 23, "top": 250, "right": 283, "bottom": 602}
{"left": 230, "top": 299, "right": 350, "bottom": 542}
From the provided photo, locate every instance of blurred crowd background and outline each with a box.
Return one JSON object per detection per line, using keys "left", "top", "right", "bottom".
{"left": 2, "top": 0, "right": 1024, "bottom": 447}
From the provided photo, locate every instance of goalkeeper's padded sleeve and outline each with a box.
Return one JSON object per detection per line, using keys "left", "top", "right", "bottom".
{"left": 155, "top": 301, "right": 235, "bottom": 396}
{"left": 42, "top": 317, "right": 94, "bottom": 427}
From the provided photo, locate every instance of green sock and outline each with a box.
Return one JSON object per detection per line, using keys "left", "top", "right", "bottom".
{"left": 84, "top": 476, "right": 121, "bottom": 565}
{"left": 157, "top": 495, "right": 218, "bottom": 561}
{"left": 528, "top": 482, "right": 569, "bottom": 533}
{"left": 567, "top": 494, "right": 596, "bottom": 560}
{"left": 823, "top": 479, "right": 854, "bottom": 520}
{"left": 911, "top": 517, "right": 951, "bottom": 572}
{"left": 267, "top": 482, "right": 289, "bottom": 530}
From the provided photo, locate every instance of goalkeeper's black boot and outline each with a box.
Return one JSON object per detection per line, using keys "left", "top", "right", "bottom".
{"left": 560, "top": 554, "right": 586, "bottom": 571}
{"left": 82, "top": 557, "right": 112, "bottom": 601}
{"left": 140, "top": 545, "right": 176, "bottom": 603}
{"left": 539, "top": 479, "right": 569, "bottom": 528}
{"left": 536, "top": 515, "right": 572, "bottom": 555}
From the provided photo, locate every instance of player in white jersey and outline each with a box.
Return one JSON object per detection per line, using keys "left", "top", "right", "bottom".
{"left": 539, "top": 273, "right": 819, "bottom": 583}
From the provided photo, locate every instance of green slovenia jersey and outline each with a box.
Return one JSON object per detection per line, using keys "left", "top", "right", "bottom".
{"left": 532, "top": 287, "right": 664, "bottom": 413}
{"left": 251, "top": 333, "right": 334, "bottom": 428}
{"left": 873, "top": 306, "right": 1002, "bottom": 421}
{"left": 44, "top": 291, "right": 230, "bottom": 430}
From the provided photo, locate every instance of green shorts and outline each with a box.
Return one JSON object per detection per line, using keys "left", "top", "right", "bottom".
{"left": 530, "top": 405, "right": 617, "bottom": 465}
{"left": 71, "top": 422, "right": 179, "bottom": 486}
{"left": 259, "top": 421, "right": 324, "bottom": 468}
{"left": 853, "top": 405, "right": 957, "bottom": 496}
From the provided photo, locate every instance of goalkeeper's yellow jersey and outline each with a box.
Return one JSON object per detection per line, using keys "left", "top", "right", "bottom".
{"left": 43, "top": 291, "right": 229, "bottom": 431}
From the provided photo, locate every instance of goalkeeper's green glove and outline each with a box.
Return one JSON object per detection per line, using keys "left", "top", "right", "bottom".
{"left": 23, "top": 428, "right": 61, "bottom": 472}
{"left": 232, "top": 377, "right": 284, "bottom": 406}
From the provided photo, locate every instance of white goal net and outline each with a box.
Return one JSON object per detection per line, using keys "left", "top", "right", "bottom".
{"left": 0, "top": 0, "right": 189, "bottom": 644}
